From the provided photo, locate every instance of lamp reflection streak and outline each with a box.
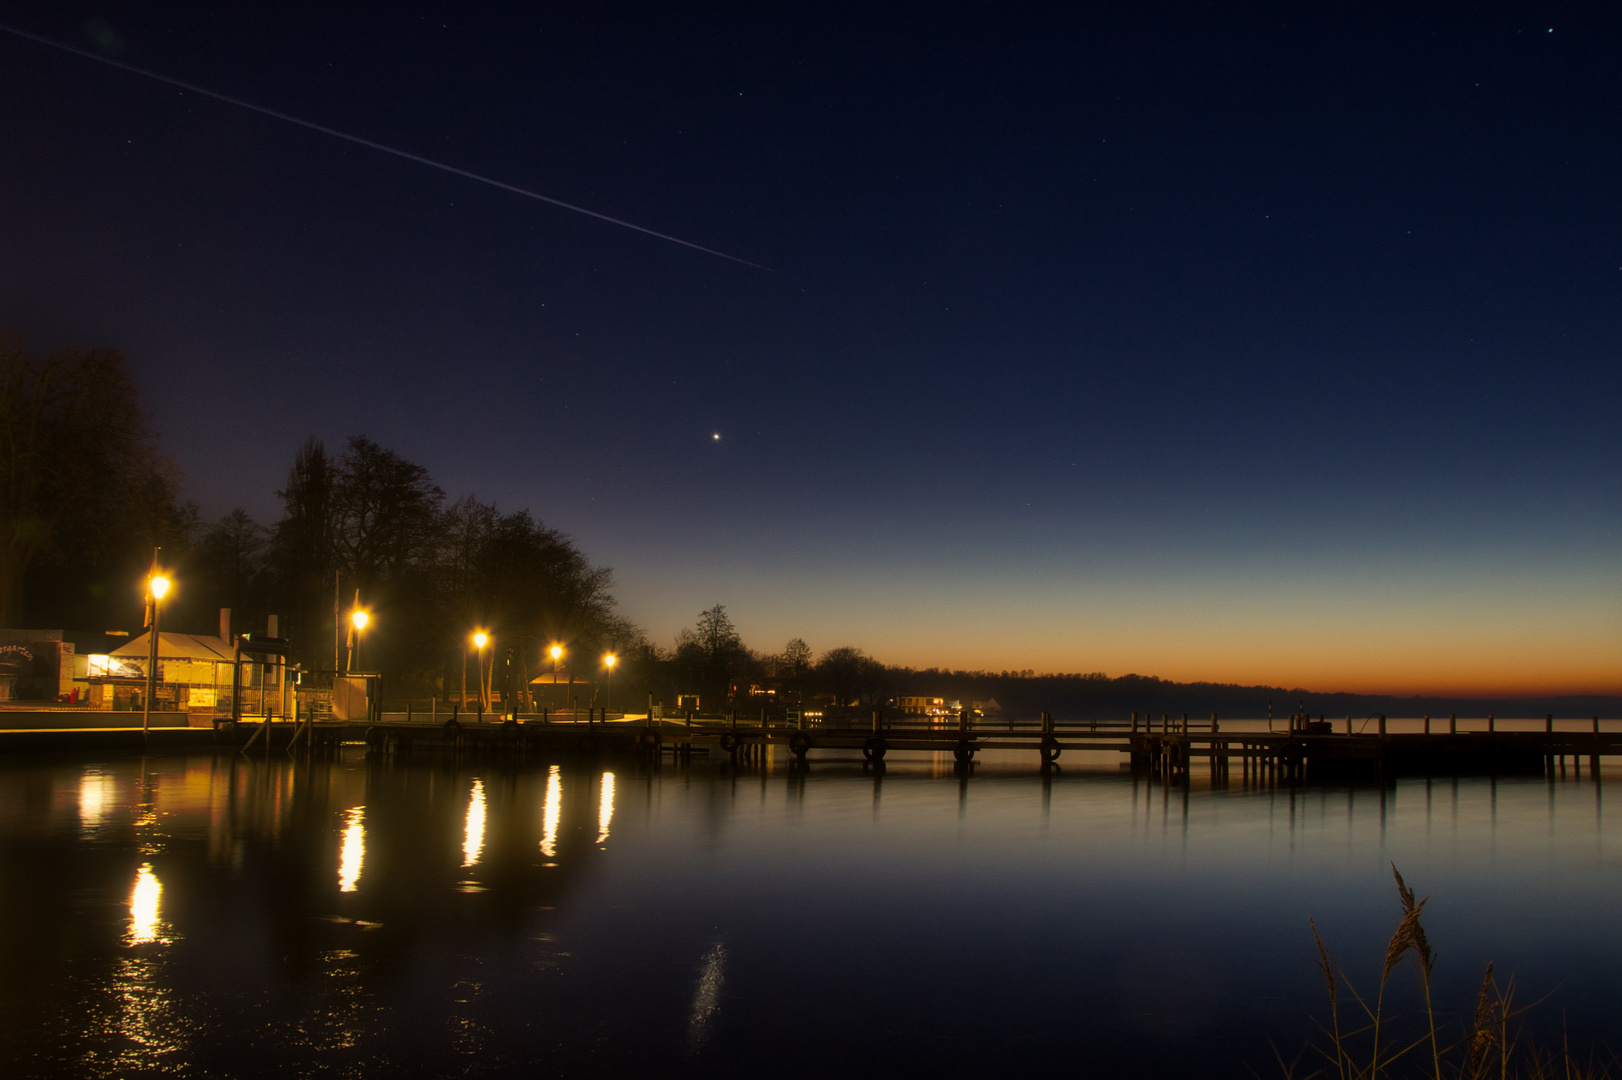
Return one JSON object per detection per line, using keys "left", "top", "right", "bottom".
{"left": 79, "top": 769, "right": 110, "bottom": 829}
{"left": 541, "top": 766, "right": 561, "bottom": 857}
{"left": 129, "top": 863, "right": 162, "bottom": 944}
{"left": 596, "top": 772, "right": 615, "bottom": 844}
{"left": 338, "top": 807, "right": 365, "bottom": 892}
{"left": 463, "top": 779, "right": 486, "bottom": 867}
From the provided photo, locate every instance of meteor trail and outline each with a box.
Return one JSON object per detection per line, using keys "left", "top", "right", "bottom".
{"left": 0, "top": 24, "right": 767, "bottom": 270}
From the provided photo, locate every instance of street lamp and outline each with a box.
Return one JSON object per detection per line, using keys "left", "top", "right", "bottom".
{"left": 549, "top": 644, "right": 563, "bottom": 713}
{"left": 142, "top": 570, "right": 171, "bottom": 736}
{"left": 473, "top": 632, "right": 490, "bottom": 710}
{"left": 603, "top": 653, "right": 617, "bottom": 713}
{"left": 347, "top": 606, "right": 369, "bottom": 674}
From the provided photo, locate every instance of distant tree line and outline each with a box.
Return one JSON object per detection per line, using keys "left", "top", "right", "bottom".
{"left": 6, "top": 341, "right": 1613, "bottom": 717}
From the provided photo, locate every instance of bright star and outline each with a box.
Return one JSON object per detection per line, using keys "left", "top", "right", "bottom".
{"left": 712, "top": 433, "right": 721, "bottom": 440}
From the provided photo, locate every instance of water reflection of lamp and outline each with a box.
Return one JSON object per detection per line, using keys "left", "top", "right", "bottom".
{"left": 338, "top": 807, "right": 365, "bottom": 892}
{"left": 130, "top": 863, "right": 162, "bottom": 944}
{"left": 596, "top": 772, "right": 615, "bottom": 844}
{"left": 79, "top": 770, "right": 110, "bottom": 829}
{"left": 540, "top": 765, "right": 561, "bottom": 858}
{"left": 462, "top": 779, "right": 486, "bottom": 867}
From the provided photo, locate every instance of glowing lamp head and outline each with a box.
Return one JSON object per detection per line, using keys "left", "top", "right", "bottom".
{"left": 604, "top": 653, "right": 617, "bottom": 669}
{"left": 351, "top": 609, "right": 369, "bottom": 631}
{"left": 473, "top": 631, "right": 488, "bottom": 649}
{"left": 149, "top": 575, "right": 170, "bottom": 601}
{"left": 549, "top": 645, "right": 563, "bottom": 661}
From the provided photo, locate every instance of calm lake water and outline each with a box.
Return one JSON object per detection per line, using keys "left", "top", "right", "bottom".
{"left": 1, "top": 747, "right": 1618, "bottom": 1078}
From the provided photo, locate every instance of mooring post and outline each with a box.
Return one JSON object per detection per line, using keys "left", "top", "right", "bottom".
{"left": 1131, "top": 711, "right": 1137, "bottom": 733}
{"left": 1449, "top": 713, "right": 1456, "bottom": 735}
{"left": 1593, "top": 715, "right": 1600, "bottom": 734}
{"left": 452, "top": 701, "right": 459, "bottom": 722}
{"left": 1211, "top": 711, "right": 1219, "bottom": 734}
{"left": 1181, "top": 713, "right": 1188, "bottom": 733}
{"left": 1161, "top": 713, "right": 1168, "bottom": 734}
{"left": 1378, "top": 714, "right": 1386, "bottom": 736}
{"left": 1345, "top": 716, "right": 1352, "bottom": 736}
{"left": 1547, "top": 713, "right": 1554, "bottom": 734}
{"left": 1423, "top": 714, "right": 1430, "bottom": 734}
{"left": 1488, "top": 713, "right": 1495, "bottom": 734}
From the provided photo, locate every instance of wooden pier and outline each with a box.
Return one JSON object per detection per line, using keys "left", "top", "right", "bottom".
{"left": 0, "top": 708, "right": 1610, "bottom": 782}
{"left": 292, "top": 709, "right": 1616, "bottom": 782}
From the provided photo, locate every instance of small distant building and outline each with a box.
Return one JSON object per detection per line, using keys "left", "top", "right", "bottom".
{"left": 897, "top": 695, "right": 955, "bottom": 717}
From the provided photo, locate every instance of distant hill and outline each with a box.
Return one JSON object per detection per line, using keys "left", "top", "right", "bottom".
{"left": 886, "top": 668, "right": 1622, "bottom": 722}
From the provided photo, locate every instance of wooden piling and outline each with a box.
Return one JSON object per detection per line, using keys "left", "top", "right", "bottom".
{"left": 1449, "top": 713, "right": 1456, "bottom": 735}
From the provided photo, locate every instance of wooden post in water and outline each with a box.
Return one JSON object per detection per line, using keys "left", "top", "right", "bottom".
{"left": 1594, "top": 715, "right": 1600, "bottom": 734}
{"left": 1546, "top": 713, "right": 1554, "bottom": 734}
{"left": 1181, "top": 713, "right": 1188, "bottom": 734}
{"left": 1345, "top": 716, "right": 1352, "bottom": 736}
{"left": 1378, "top": 714, "right": 1386, "bottom": 736}
{"left": 1423, "top": 714, "right": 1430, "bottom": 734}
{"left": 1211, "top": 711, "right": 1219, "bottom": 734}
{"left": 1449, "top": 713, "right": 1456, "bottom": 735}
{"left": 1487, "top": 713, "right": 1495, "bottom": 734}
{"left": 1131, "top": 711, "right": 1137, "bottom": 733}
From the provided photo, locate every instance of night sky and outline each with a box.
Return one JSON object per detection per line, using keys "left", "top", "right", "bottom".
{"left": 1, "top": 2, "right": 1617, "bottom": 695}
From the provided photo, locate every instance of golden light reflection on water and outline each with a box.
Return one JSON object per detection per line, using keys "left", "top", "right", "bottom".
{"left": 596, "top": 772, "right": 615, "bottom": 845}
{"left": 338, "top": 807, "right": 365, "bottom": 893}
{"left": 541, "top": 766, "right": 561, "bottom": 857}
{"left": 129, "top": 863, "right": 162, "bottom": 945}
{"left": 463, "top": 779, "right": 486, "bottom": 867}
{"left": 79, "top": 769, "right": 111, "bottom": 829}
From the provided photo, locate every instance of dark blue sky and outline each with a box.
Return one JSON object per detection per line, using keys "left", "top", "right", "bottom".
{"left": 1, "top": 1, "right": 1616, "bottom": 692}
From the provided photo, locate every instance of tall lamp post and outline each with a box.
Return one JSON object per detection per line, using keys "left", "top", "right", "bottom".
{"left": 603, "top": 653, "right": 617, "bottom": 714}
{"left": 549, "top": 644, "right": 563, "bottom": 713}
{"left": 347, "top": 607, "right": 369, "bottom": 674}
{"left": 141, "top": 569, "right": 171, "bottom": 736}
{"left": 473, "top": 632, "right": 489, "bottom": 710}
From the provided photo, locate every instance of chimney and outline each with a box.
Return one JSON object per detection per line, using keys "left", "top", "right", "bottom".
{"left": 267, "top": 614, "right": 279, "bottom": 638}
{"left": 219, "top": 608, "right": 231, "bottom": 642}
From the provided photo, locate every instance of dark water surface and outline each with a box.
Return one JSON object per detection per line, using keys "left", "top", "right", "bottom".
{"left": 1, "top": 748, "right": 1617, "bottom": 1077}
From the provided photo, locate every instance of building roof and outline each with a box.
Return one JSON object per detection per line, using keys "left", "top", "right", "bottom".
{"left": 109, "top": 632, "right": 236, "bottom": 662}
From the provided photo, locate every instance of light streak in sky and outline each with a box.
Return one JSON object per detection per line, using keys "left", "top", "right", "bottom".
{"left": 129, "top": 864, "right": 162, "bottom": 944}
{"left": 596, "top": 772, "right": 615, "bottom": 844}
{"left": 463, "top": 779, "right": 487, "bottom": 867}
{"left": 338, "top": 807, "right": 365, "bottom": 893}
{"left": 540, "top": 765, "right": 561, "bottom": 857}
{"left": 0, "top": 24, "right": 767, "bottom": 270}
